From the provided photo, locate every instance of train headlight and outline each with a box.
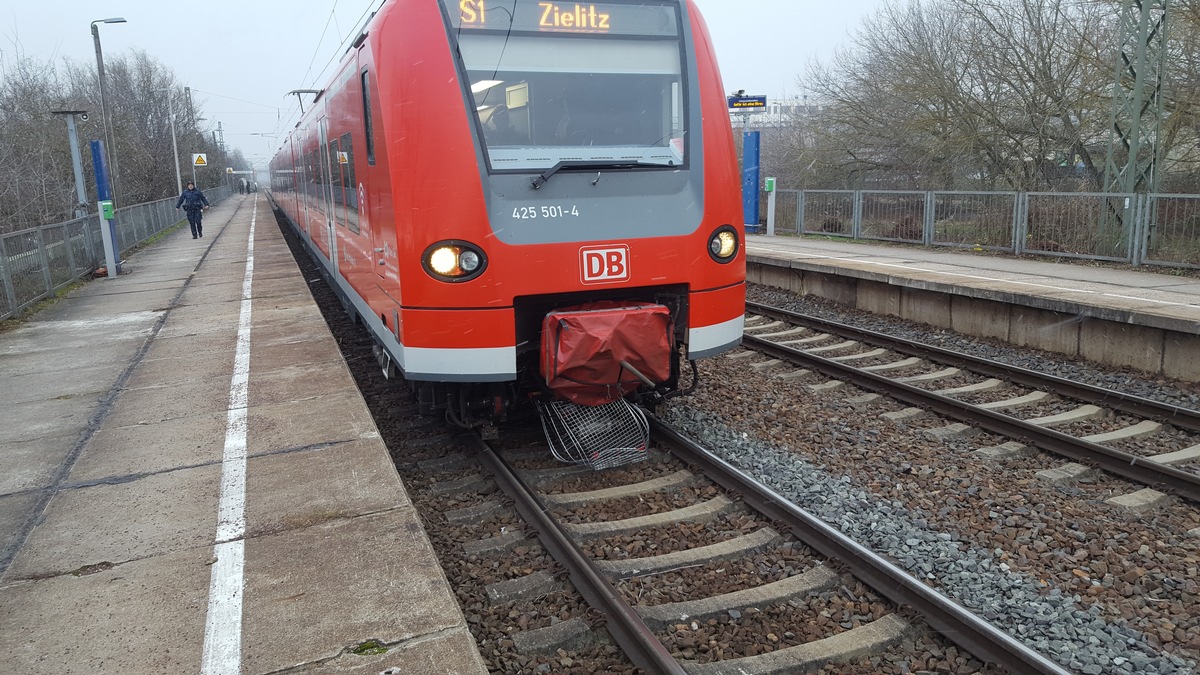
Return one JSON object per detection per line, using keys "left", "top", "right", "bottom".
{"left": 707, "top": 226, "right": 739, "bottom": 263}
{"left": 459, "top": 250, "right": 481, "bottom": 272}
{"left": 422, "top": 241, "right": 488, "bottom": 282}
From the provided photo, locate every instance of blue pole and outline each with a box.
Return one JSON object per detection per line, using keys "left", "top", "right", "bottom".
{"left": 742, "top": 131, "right": 760, "bottom": 231}
{"left": 89, "top": 140, "right": 121, "bottom": 276}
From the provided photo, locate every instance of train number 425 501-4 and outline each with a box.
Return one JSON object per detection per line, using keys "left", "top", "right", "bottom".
{"left": 513, "top": 205, "right": 581, "bottom": 219}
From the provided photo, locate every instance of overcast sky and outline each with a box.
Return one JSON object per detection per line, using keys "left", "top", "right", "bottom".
{"left": 2, "top": 0, "right": 886, "bottom": 169}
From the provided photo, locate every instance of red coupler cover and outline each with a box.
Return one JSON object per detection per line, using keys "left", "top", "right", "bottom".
{"left": 541, "top": 301, "right": 673, "bottom": 406}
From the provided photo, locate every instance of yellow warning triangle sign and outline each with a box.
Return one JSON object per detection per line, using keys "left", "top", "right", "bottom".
{"left": 192, "top": 153, "right": 208, "bottom": 167}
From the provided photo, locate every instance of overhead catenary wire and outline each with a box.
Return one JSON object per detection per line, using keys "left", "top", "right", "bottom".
{"left": 270, "top": 0, "right": 386, "bottom": 142}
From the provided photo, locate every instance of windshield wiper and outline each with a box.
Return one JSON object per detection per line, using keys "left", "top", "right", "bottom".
{"left": 530, "top": 160, "right": 666, "bottom": 189}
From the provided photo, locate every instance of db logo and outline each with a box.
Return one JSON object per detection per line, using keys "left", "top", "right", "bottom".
{"left": 580, "top": 245, "right": 629, "bottom": 284}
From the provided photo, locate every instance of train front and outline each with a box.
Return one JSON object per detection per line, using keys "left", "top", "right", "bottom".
{"left": 396, "top": 0, "right": 744, "bottom": 430}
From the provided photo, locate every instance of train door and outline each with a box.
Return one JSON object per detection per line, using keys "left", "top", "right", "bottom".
{"left": 319, "top": 117, "right": 339, "bottom": 277}
{"left": 359, "top": 65, "right": 386, "bottom": 283}
{"left": 296, "top": 137, "right": 311, "bottom": 239}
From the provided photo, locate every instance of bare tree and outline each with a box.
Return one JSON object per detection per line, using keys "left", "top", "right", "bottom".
{"left": 0, "top": 47, "right": 244, "bottom": 233}
{"left": 795, "top": 0, "right": 1145, "bottom": 192}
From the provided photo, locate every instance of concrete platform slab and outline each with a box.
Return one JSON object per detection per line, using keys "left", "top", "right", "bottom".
{"left": 0, "top": 544, "right": 211, "bottom": 675}
{"left": 1080, "top": 320, "right": 1165, "bottom": 374}
{"left": 1, "top": 396, "right": 98, "bottom": 444}
{"left": 241, "top": 510, "right": 479, "bottom": 674}
{"left": 66, "top": 409, "right": 228, "bottom": 483}
{"left": 123, "top": 347, "right": 244, "bottom": 390}
{"left": 102, "top": 371, "right": 235, "bottom": 427}
{"left": 2, "top": 362, "right": 116, "bottom": 406}
{"left": 6, "top": 465, "right": 220, "bottom": 580}
{"left": 746, "top": 237, "right": 1200, "bottom": 379}
{"left": 249, "top": 360, "right": 358, "bottom": 407}
{"left": 244, "top": 438, "right": 406, "bottom": 538}
{"left": 278, "top": 627, "right": 486, "bottom": 674}
{"left": 0, "top": 196, "right": 486, "bottom": 674}
{"left": 0, "top": 435, "right": 74, "bottom": 494}
{"left": 0, "top": 493, "right": 42, "bottom": 565}
{"left": 247, "top": 390, "right": 380, "bottom": 453}
{"left": 141, "top": 329, "right": 240, "bottom": 360}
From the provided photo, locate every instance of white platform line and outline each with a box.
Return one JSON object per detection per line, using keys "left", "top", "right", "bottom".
{"left": 201, "top": 200, "right": 256, "bottom": 674}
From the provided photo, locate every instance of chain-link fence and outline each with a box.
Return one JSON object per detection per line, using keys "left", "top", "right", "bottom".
{"left": 1, "top": 186, "right": 232, "bottom": 321}
{"left": 765, "top": 187, "right": 1196, "bottom": 269}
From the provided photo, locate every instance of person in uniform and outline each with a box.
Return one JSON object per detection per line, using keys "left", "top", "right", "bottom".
{"left": 175, "top": 181, "right": 210, "bottom": 239}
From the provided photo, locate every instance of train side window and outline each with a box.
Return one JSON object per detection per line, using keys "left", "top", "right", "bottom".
{"left": 341, "top": 132, "right": 359, "bottom": 233}
{"left": 361, "top": 69, "right": 376, "bottom": 165}
{"left": 329, "top": 138, "right": 345, "bottom": 227}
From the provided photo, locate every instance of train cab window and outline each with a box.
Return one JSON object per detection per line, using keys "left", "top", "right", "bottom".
{"left": 361, "top": 70, "right": 376, "bottom": 165}
{"left": 444, "top": 0, "right": 687, "bottom": 173}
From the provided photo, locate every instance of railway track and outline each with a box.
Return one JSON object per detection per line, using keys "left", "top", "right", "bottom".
{"left": 282, "top": 201, "right": 1198, "bottom": 673}
{"left": 743, "top": 301, "right": 1200, "bottom": 504}
{"left": 450, "top": 419, "right": 1069, "bottom": 675}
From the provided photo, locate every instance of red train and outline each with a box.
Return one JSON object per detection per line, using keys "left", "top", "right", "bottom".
{"left": 268, "top": 0, "right": 745, "bottom": 429}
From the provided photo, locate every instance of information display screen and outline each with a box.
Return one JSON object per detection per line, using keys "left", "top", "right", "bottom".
{"left": 447, "top": 1, "right": 679, "bottom": 37}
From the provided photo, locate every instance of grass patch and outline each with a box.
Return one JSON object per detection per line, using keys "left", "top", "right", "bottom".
{"left": 352, "top": 640, "right": 389, "bottom": 656}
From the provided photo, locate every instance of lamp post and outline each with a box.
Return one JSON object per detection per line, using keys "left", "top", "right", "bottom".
{"left": 91, "top": 17, "right": 126, "bottom": 204}
{"left": 153, "top": 88, "right": 183, "bottom": 195}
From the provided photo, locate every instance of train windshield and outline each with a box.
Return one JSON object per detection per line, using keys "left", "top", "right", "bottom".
{"left": 444, "top": 0, "right": 687, "bottom": 173}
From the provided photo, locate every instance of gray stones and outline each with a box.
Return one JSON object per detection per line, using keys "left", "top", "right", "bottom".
{"left": 846, "top": 393, "right": 882, "bottom": 408}
{"left": 661, "top": 405, "right": 1196, "bottom": 675}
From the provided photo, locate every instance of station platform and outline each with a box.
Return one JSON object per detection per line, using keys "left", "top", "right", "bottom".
{"left": 745, "top": 235, "right": 1200, "bottom": 382}
{"left": 0, "top": 195, "right": 487, "bottom": 674}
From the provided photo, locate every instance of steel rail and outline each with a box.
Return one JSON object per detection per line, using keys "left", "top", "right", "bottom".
{"left": 741, "top": 332, "right": 1200, "bottom": 502}
{"left": 458, "top": 433, "right": 687, "bottom": 675}
{"left": 649, "top": 417, "right": 1074, "bottom": 675}
{"left": 747, "top": 300, "right": 1200, "bottom": 432}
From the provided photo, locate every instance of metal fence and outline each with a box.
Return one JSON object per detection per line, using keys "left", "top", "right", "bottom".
{"left": 1, "top": 186, "right": 233, "bottom": 321}
{"left": 760, "top": 189, "right": 1200, "bottom": 268}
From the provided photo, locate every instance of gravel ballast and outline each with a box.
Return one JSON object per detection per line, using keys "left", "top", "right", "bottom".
{"left": 662, "top": 403, "right": 1196, "bottom": 674}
